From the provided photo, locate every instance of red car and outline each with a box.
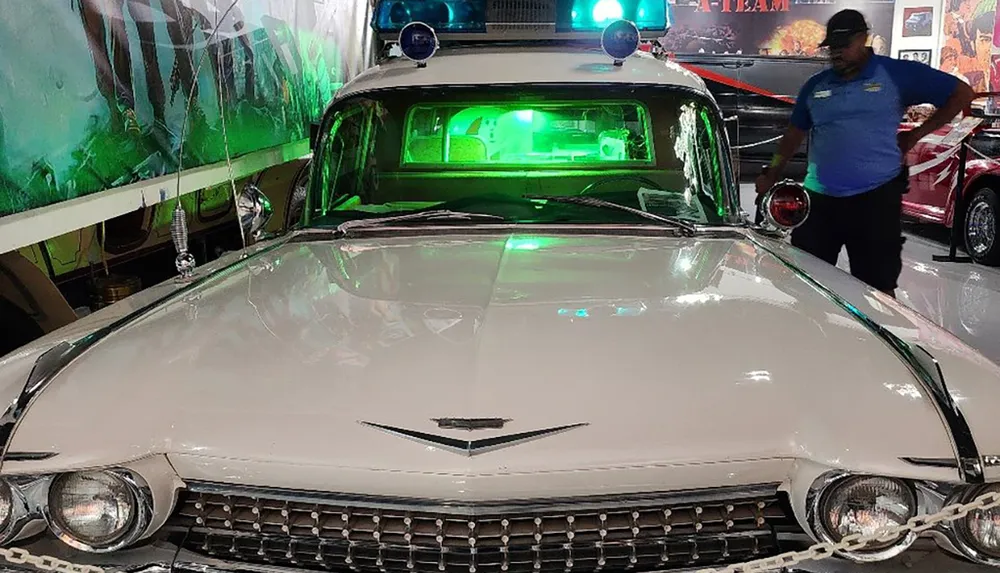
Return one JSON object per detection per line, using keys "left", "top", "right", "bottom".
{"left": 903, "top": 107, "right": 1000, "bottom": 265}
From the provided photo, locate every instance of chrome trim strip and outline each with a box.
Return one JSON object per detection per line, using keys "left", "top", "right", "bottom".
{"left": 903, "top": 457, "right": 960, "bottom": 469}
{"left": 747, "top": 236, "right": 984, "bottom": 484}
{"left": 181, "top": 480, "right": 784, "bottom": 515}
{"left": 2, "top": 452, "right": 58, "bottom": 462}
{"left": 0, "top": 237, "right": 294, "bottom": 471}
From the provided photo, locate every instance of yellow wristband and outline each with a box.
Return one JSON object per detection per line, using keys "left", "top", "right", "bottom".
{"left": 769, "top": 155, "right": 783, "bottom": 168}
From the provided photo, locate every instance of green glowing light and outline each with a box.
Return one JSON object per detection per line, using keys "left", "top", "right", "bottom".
{"left": 572, "top": 9, "right": 579, "bottom": 18}
{"left": 401, "top": 102, "right": 653, "bottom": 167}
{"left": 505, "top": 237, "right": 542, "bottom": 251}
{"left": 592, "top": 0, "right": 623, "bottom": 22}
{"left": 575, "top": 309, "right": 590, "bottom": 317}
{"left": 638, "top": 8, "right": 646, "bottom": 18}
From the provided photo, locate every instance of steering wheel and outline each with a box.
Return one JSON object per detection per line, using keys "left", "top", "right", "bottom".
{"left": 579, "top": 174, "right": 664, "bottom": 195}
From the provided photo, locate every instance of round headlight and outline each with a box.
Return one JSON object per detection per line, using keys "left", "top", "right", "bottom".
{"left": 47, "top": 471, "right": 138, "bottom": 552}
{"left": 816, "top": 476, "right": 917, "bottom": 559}
{"left": 954, "top": 483, "right": 1000, "bottom": 563}
{"left": 0, "top": 481, "right": 12, "bottom": 533}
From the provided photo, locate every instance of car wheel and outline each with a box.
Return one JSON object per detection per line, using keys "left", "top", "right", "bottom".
{"left": 964, "top": 186, "right": 1000, "bottom": 265}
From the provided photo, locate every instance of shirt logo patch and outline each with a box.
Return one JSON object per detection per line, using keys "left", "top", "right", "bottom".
{"left": 814, "top": 89, "right": 832, "bottom": 98}
{"left": 864, "top": 81, "right": 882, "bottom": 92}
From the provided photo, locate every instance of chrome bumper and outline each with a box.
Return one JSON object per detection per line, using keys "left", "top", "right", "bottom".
{"left": 0, "top": 537, "right": 994, "bottom": 573}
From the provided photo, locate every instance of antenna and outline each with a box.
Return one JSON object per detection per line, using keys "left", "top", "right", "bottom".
{"left": 170, "top": 0, "right": 245, "bottom": 280}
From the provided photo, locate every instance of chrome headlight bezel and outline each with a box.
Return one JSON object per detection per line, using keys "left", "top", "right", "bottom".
{"left": 944, "top": 483, "right": 1000, "bottom": 567}
{"left": 807, "top": 473, "right": 919, "bottom": 562}
{"left": 43, "top": 469, "right": 153, "bottom": 553}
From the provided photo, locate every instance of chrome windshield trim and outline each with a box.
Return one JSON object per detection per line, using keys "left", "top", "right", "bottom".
{"left": 748, "top": 237, "right": 984, "bottom": 484}
{"left": 181, "top": 481, "right": 783, "bottom": 515}
{"left": 0, "top": 237, "right": 294, "bottom": 471}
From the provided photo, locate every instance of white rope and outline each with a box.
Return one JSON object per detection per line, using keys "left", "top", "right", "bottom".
{"left": 733, "top": 135, "right": 783, "bottom": 150}
{"left": 964, "top": 141, "right": 1000, "bottom": 166}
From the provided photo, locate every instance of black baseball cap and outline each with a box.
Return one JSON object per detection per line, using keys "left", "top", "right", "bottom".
{"left": 819, "top": 9, "right": 870, "bottom": 48}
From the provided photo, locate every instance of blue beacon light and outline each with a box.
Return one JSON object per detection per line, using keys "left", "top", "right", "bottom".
{"left": 601, "top": 19, "right": 640, "bottom": 65}
{"left": 399, "top": 21, "right": 439, "bottom": 66}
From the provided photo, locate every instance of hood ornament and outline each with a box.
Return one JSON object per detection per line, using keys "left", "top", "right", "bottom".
{"left": 432, "top": 418, "right": 511, "bottom": 431}
{"left": 361, "top": 421, "right": 588, "bottom": 457}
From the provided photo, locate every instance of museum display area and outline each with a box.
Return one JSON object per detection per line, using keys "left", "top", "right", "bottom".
{"left": 3, "top": 2, "right": 1000, "bottom": 573}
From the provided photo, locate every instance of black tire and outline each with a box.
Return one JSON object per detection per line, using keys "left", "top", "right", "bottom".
{"left": 0, "top": 297, "right": 44, "bottom": 358}
{"left": 964, "top": 186, "right": 1000, "bottom": 266}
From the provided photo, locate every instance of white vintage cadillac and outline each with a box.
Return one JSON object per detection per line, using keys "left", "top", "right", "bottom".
{"left": 1, "top": 3, "right": 1000, "bottom": 573}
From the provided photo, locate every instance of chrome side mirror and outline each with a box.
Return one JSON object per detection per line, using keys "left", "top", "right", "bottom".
{"left": 759, "top": 181, "right": 810, "bottom": 233}
{"left": 237, "top": 183, "right": 273, "bottom": 243}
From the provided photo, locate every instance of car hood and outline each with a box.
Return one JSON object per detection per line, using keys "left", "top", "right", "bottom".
{"left": 8, "top": 231, "right": 960, "bottom": 497}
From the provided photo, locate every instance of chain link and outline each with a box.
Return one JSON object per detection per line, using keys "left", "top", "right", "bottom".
{"left": 0, "top": 546, "right": 103, "bottom": 573}
{"left": 0, "top": 491, "right": 997, "bottom": 573}
{"left": 694, "top": 489, "right": 1000, "bottom": 573}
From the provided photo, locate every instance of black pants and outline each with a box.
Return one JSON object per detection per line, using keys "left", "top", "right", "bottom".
{"left": 790, "top": 172, "right": 906, "bottom": 295}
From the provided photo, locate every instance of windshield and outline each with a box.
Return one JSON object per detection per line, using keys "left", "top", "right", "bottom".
{"left": 305, "top": 85, "right": 739, "bottom": 227}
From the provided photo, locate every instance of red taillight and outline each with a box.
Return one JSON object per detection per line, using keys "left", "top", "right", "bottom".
{"left": 765, "top": 183, "right": 810, "bottom": 229}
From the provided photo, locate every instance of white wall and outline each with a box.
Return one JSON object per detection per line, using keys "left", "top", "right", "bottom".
{"left": 890, "top": 0, "right": 945, "bottom": 67}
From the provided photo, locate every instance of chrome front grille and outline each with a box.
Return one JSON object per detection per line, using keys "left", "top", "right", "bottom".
{"left": 168, "top": 484, "right": 792, "bottom": 573}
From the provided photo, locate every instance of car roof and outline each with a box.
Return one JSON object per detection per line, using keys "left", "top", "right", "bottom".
{"left": 336, "top": 45, "right": 711, "bottom": 99}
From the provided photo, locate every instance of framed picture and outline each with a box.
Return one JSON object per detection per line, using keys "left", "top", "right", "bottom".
{"left": 902, "top": 7, "right": 934, "bottom": 37}
{"left": 899, "top": 49, "right": 932, "bottom": 64}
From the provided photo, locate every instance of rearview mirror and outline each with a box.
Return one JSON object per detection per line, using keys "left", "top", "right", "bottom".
{"left": 237, "top": 183, "right": 274, "bottom": 243}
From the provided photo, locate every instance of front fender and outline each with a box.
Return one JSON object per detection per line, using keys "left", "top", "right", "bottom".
{"left": 754, "top": 233, "right": 1000, "bottom": 482}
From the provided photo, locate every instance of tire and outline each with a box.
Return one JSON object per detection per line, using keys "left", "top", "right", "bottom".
{"left": 964, "top": 186, "right": 1000, "bottom": 266}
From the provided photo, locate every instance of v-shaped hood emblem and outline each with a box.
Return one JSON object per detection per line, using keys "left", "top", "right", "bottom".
{"left": 359, "top": 421, "right": 589, "bottom": 456}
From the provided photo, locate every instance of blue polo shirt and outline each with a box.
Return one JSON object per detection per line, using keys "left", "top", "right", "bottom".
{"left": 790, "top": 54, "right": 960, "bottom": 197}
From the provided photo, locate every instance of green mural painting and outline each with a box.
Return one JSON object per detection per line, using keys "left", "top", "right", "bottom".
{"left": 0, "top": 0, "right": 371, "bottom": 218}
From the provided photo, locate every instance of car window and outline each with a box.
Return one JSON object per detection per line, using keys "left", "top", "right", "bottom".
{"left": 307, "top": 85, "right": 738, "bottom": 225}
{"left": 401, "top": 101, "right": 654, "bottom": 167}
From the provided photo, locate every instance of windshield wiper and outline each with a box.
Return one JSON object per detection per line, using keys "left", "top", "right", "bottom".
{"left": 334, "top": 209, "right": 506, "bottom": 236}
{"left": 523, "top": 195, "right": 698, "bottom": 236}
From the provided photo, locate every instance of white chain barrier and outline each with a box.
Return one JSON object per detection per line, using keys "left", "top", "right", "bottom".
{"left": 0, "top": 546, "right": 104, "bottom": 573}
{"left": 694, "top": 488, "right": 1000, "bottom": 573}
{"left": 0, "top": 490, "right": 997, "bottom": 573}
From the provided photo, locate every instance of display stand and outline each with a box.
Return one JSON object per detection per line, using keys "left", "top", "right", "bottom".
{"left": 930, "top": 93, "right": 998, "bottom": 263}
{"left": 932, "top": 134, "right": 974, "bottom": 263}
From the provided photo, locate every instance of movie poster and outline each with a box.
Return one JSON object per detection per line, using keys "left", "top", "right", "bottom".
{"left": 659, "top": 0, "right": 893, "bottom": 56}
{"left": 942, "top": 0, "right": 995, "bottom": 92}
{"left": 0, "top": 0, "right": 372, "bottom": 218}
{"left": 990, "top": 0, "right": 1000, "bottom": 107}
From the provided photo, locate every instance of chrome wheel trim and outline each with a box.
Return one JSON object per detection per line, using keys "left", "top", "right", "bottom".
{"left": 966, "top": 199, "right": 996, "bottom": 256}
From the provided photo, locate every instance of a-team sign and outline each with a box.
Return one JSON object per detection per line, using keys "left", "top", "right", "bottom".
{"left": 696, "top": 0, "right": 791, "bottom": 13}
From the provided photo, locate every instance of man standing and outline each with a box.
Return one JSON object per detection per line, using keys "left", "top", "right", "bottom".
{"left": 756, "top": 9, "right": 975, "bottom": 297}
